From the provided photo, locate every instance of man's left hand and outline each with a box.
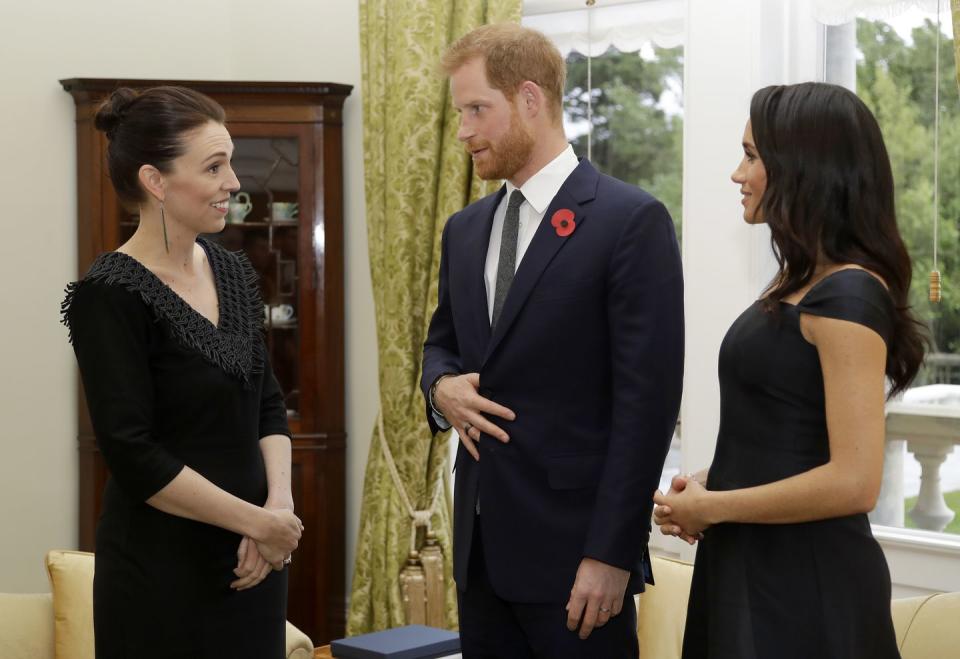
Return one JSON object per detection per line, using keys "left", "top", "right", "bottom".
{"left": 565, "top": 557, "right": 629, "bottom": 639}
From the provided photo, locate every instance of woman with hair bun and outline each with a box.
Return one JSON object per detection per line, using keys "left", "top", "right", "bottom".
{"left": 62, "top": 86, "right": 300, "bottom": 658}
{"left": 653, "top": 82, "right": 926, "bottom": 658}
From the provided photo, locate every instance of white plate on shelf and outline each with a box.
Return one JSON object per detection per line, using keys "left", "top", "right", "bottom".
{"left": 267, "top": 318, "right": 297, "bottom": 328}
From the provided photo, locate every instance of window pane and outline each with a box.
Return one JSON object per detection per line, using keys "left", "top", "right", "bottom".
{"left": 206, "top": 137, "right": 301, "bottom": 420}
{"left": 852, "top": 13, "right": 960, "bottom": 536}
{"left": 563, "top": 45, "right": 684, "bottom": 241}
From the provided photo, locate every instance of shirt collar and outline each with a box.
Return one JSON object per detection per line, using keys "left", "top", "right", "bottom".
{"left": 504, "top": 145, "right": 579, "bottom": 215}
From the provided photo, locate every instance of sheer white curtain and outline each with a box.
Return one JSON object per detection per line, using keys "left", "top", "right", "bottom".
{"left": 521, "top": 0, "right": 940, "bottom": 56}
{"left": 812, "top": 0, "right": 942, "bottom": 24}
{"left": 522, "top": 0, "right": 684, "bottom": 55}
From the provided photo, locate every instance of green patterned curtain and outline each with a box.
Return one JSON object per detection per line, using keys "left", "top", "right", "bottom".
{"left": 349, "top": 0, "right": 522, "bottom": 635}
{"left": 953, "top": 1, "right": 960, "bottom": 89}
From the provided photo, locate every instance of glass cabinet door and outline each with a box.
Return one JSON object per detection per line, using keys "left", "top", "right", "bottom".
{"left": 212, "top": 136, "right": 302, "bottom": 420}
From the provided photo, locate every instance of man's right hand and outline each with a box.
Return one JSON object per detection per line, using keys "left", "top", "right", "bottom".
{"left": 434, "top": 373, "right": 516, "bottom": 461}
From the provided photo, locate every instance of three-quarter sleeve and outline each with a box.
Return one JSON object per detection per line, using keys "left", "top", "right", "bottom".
{"left": 258, "top": 342, "right": 291, "bottom": 440}
{"left": 66, "top": 281, "right": 185, "bottom": 501}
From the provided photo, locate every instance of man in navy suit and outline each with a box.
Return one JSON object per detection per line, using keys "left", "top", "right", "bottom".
{"left": 421, "top": 23, "right": 684, "bottom": 658}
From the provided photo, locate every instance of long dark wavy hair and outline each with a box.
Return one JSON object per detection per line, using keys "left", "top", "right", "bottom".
{"left": 751, "top": 82, "right": 926, "bottom": 394}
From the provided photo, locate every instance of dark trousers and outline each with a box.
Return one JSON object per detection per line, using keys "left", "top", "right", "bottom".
{"left": 457, "top": 520, "right": 639, "bottom": 659}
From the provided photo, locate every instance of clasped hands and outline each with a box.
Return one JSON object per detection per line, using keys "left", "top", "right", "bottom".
{"left": 653, "top": 474, "right": 711, "bottom": 544}
{"left": 231, "top": 499, "right": 303, "bottom": 591}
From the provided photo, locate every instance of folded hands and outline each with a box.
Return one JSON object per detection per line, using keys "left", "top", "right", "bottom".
{"left": 653, "top": 474, "right": 712, "bottom": 545}
{"left": 231, "top": 501, "right": 303, "bottom": 591}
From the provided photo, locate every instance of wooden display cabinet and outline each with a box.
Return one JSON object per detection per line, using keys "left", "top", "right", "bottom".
{"left": 60, "top": 78, "right": 352, "bottom": 645}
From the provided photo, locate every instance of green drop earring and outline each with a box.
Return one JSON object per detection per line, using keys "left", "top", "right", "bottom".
{"left": 160, "top": 200, "right": 169, "bottom": 254}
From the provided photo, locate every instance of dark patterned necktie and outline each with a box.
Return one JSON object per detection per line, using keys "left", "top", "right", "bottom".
{"left": 491, "top": 190, "right": 525, "bottom": 328}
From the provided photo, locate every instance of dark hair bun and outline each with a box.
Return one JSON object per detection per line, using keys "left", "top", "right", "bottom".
{"left": 95, "top": 85, "right": 226, "bottom": 204}
{"left": 94, "top": 88, "right": 139, "bottom": 138}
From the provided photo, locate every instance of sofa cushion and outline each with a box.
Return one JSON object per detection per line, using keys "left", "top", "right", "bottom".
{"left": 637, "top": 555, "right": 693, "bottom": 659}
{"left": 42, "top": 549, "right": 313, "bottom": 659}
{"left": 0, "top": 592, "right": 55, "bottom": 659}
{"left": 44, "top": 550, "right": 95, "bottom": 659}
{"left": 285, "top": 620, "right": 314, "bottom": 658}
{"left": 897, "top": 592, "right": 960, "bottom": 659}
{"left": 890, "top": 594, "right": 930, "bottom": 651}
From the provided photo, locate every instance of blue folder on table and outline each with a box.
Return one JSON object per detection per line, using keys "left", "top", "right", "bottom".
{"left": 330, "top": 625, "right": 461, "bottom": 659}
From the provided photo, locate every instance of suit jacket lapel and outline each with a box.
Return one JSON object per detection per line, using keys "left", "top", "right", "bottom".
{"left": 463, "top": 185, "right": 505, "bottom": 348}
{"left": 482, "top": 160, "right": 600, "bottom": 366}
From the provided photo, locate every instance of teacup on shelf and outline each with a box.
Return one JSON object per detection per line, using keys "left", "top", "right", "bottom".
{"left": 270, "top": 202, "right": 298, "bottom": 222}
{"left": 265, "top": 303, "right": 296, "bottom": 325}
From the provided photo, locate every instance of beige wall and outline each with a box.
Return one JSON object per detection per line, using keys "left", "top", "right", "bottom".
{"left": 0, "top": 0, "right": 379, "bottom": 596}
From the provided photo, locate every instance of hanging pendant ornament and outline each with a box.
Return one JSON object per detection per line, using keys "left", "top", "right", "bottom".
{"left": 931, "top": 0, "right": 944, "bottom": 303}
{"left": 930, "top": 270, "right": 942, "bottom": 303}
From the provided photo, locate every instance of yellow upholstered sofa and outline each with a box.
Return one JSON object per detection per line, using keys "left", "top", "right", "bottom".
{"left": 0, "top": 550, "right": 314, "bottom": 659}
{"left": 638, "top": 555, "right": 960, "bottom": 659}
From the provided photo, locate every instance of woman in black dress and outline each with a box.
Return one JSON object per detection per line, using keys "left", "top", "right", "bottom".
{"left": 652, "top": 83, "right": 926, "bottom": 658}
{"left": 62, "top": 87, "right": 303, "bottom": 658}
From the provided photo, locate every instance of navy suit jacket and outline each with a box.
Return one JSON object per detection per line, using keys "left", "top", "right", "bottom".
{"left": 421, "top": 159, "right": 684, "bottom": 603}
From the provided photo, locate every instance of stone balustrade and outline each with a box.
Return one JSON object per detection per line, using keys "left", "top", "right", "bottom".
{"left": 871, "top": 386, "right": 960, "bottom": 533}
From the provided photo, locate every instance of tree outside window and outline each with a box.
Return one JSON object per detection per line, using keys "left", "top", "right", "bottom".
{"left": 855, "top": 16, "right": 960, "bottom": 535}
{"left": 563, "top": 45, "right": 684, "bottom": 241}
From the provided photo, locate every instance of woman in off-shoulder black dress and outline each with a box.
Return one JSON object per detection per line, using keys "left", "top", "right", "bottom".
{"left": 653, "top": 83, "right": 926, "bottom": 659}
{"left": 63, "top": 86, "right": 303, "bottom": 658}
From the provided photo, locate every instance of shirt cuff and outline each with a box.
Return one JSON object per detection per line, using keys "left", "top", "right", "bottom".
{"left": 432, "top": 410, "right": 452, "bottom": 431}
{"left": 428, "top": 373, "right": 455, "bottom": 430}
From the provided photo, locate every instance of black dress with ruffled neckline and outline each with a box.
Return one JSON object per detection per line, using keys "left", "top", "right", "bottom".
{"left": 62, "top": 237, "right": 290, "bottom": 658}
{"left": 63, "top": 237, "right": 265, "bottom": 387}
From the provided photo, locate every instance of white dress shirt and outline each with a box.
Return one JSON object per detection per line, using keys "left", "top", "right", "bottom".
{"left": 484, "top": 145, "right": 579, "bottom": 322}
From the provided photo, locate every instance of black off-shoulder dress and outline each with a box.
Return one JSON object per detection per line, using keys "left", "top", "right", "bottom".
{"left": 682, "top": 269, "right": 901, "bottom": 659}
{"left": 62, "top": 237, "right": 290, "bottom": 659}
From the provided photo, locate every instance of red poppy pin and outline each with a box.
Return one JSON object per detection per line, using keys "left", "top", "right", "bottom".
{"left": 551, "top": 208, "right": 576, "bottom": 237}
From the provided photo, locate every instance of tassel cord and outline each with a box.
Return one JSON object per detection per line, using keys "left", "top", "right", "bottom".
{"left": 376, "top": 410, "right": 445, "bottom": 555}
